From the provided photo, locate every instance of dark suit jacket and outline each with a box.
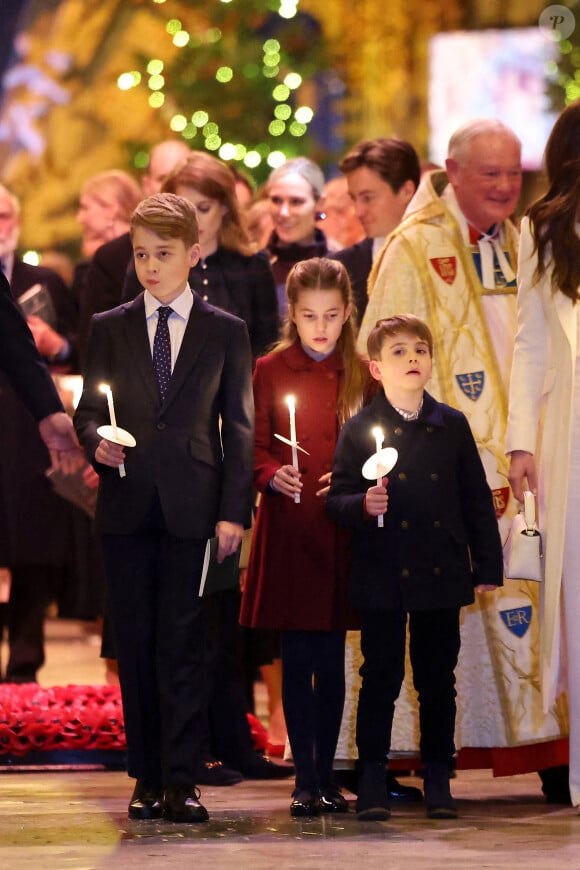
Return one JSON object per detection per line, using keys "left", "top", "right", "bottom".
{"left": 0, "top": 270, "right": 63, "bottom": 421}
{"left": 11, "top": 259, "right": 78, "bottom": 369}
{"left": 74, "top": 291, "right": 254, "bottom": 539}
{"left": 327, "top": 390, "right": 503, "bottom": 612}
{"left": 330, "top": 237, "right": 373, "bottom": 329}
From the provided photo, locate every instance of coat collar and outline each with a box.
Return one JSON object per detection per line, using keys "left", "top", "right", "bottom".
{"left": 369, "top": 388, "right": 445, "bottom": 428}
{"left": 279, "top": 339, "right": 345, "bottom": 373}
{"left": 267, "top": 228, "right": 328, "bottom": 263}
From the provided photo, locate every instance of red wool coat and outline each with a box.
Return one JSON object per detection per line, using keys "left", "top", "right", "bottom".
{"left": 240, "top": 340, "right": 358, "bottom": 632}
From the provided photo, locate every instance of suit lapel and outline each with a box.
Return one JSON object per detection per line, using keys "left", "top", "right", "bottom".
{"left": 122, "top": 294, "right": 159, "bottom": 404}
{"left": 161, "top": 295, "right": 214, "bottom": 409}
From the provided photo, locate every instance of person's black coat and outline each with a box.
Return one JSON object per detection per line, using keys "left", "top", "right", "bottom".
{"left": 0, "top": 265, "right": 75, "bottom": 564}
{"left": 0, "top": 271, "right": 62, "bottom": 421}
{"left": 76, "top": 233, "right": 134, "bottom": 363}
{"left": 11, "top": 259, "right": 78, "bottom": 370}
{"left": 330, "top": 237, "right": 373, "bottom": 329}
{"left": 326, "top": 390, "right": 503, "bottom": 612}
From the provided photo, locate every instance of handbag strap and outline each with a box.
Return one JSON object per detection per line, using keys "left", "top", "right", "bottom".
{"left": 522, "top": 490, "right": 537, "bottom": 534}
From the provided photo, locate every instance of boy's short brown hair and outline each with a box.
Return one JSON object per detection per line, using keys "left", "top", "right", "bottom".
{"left": 367, "top": 313, "right": 434, "bottom": 360}
{"left": 130, "top": 192, "right": 199, "bottom": 247}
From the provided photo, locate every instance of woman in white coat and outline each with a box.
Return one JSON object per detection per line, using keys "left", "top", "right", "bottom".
{"left": 507, "top": 98, "right": 580, "bottom": 807}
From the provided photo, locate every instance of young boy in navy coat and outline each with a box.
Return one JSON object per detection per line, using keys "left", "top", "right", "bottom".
{"left": 74, "top": 193, "right": 254, "bottom": 823}
{"left": 327, "top": 314, "right": 502, "bottom": 821}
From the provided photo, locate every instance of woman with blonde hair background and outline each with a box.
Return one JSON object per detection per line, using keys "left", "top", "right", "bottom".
{"left": 77, "top": 169, "right": 142, "bottom": 258}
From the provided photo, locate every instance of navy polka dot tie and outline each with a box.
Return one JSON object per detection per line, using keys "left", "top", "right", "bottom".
{"left": 152, "top": 306, "right": 173, "bottom": 401}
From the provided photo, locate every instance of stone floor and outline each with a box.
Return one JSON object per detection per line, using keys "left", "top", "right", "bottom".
{"left": 0, "top": 618, "right": 578, "bottom": 869}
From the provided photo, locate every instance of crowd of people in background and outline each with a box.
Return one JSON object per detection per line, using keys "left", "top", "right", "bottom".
{"left": 1, "top": 97, "right": 579, "bottom": 824}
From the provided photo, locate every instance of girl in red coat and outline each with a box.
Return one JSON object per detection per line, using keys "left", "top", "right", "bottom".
{"left": 240, "top": 257, "right": 370, "bottom": 816}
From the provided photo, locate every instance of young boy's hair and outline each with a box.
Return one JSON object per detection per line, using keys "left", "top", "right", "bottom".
{"left": 130, "top": 192, "right": 199, "bottom": 247}
{"left": 367, "top": 313, "right": 434, "bottom": 360}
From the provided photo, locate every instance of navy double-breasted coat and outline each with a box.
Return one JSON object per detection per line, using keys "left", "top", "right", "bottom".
{"left": 326, "top": 390, "right": 503, "bottom": 612}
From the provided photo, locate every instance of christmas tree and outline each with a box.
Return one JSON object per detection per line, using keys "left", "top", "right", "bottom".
{"left": 121, "top": 0, "right": 332, "bottom": 182}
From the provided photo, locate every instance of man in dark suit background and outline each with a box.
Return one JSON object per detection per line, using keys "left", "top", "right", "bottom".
{"left": 0, "top": 184, "right": 77, "bottom": 367}
{"left": 74, "top": 193, "right": 254, "bottom": 823}
{"left": 331, "top": 138, "right": 420, "bottom": 329}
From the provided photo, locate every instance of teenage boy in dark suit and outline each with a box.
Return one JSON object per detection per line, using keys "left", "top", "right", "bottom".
{"left": 74, "top": 193, "right": 254, "bottom": 823}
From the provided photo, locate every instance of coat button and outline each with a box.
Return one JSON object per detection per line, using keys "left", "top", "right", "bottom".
{"left": 394, "top": 427, "right": 403, "bottom": 436}
{"left": 401, "top": 568, "right": 410, "bottom": 578}
{"left": 398, "top": 472, "right": 407, "bottom": 481}
{"left": 433, "top": 520, "right": 441, "bottom": 528}
{"left": 430, "top": 473, "right": 439, "bottom": 481}
{"left": 426, "top": 426, "right": 434, "bottom": 433}
{"left": 401, "top": 520, "right": 409, "bottom": 529}
{"left": 433, "top": 566, "right": 441, "bottom": 576}
{"left": 157, "top": 421, "right": 166, "bottom": 430}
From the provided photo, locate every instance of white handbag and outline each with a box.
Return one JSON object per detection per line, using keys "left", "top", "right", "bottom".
{"left": 504, "top": 491, "right": 543, "bottom": 582}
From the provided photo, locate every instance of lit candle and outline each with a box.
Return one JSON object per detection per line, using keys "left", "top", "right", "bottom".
{"left": 286, "top": 395, "right": 300, "bottom": 504}
{"left": 99, "top": 383, "right": 118, "bottom": 434}
{"left": 372, "top": 426, "right": 384, "bottom": 528}
{"left": 99, "top": 383, "right": 126, "bottom": 478}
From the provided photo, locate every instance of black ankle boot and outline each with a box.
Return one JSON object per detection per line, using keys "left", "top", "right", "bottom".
{"left": 355, "top": 762, "right": 390, "bottom": 821}
{"left": 423, "top": 761, "right": 458, "bottom": 819}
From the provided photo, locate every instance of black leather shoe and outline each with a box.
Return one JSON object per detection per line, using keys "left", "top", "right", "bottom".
{"left": 163, "top": 784, "right": 209, "bottom": 823}
{"left": 387, "top": 771, "right": 423, "bottom": 802}
{"left": 319, "top": 785, "right": 349, "bottom": 813}
{"left": 128, "top": 780, "right": 163, "bottom": 820}
{"left": 196, "top": 760, "right": 243, "bottom": 786}
{"left": 290, "top": 789, "right": 320, "bottom": 817}
{"left": 240, "top": 754, "right": 294, "bottom": 780}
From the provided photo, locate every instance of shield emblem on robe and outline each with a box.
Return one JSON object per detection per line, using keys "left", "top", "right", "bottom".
{"left": 499, "top": 605, "right": 532, "bottom": 638}
{"left": 429, "top": 256, "right": 457, "bottom": 284}
{"left": 492, "top": 486, "right": 511, "bottom": 520}
{"left": 456, "top": 371, "right": 484, "bottom": 401}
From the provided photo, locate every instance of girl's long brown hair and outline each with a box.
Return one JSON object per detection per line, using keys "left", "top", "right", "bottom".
{"left": 272, "top": 257, "right": 370, "bottom": 424}
{"left": 527, "top": 99, "right": 580, "bottom": 301}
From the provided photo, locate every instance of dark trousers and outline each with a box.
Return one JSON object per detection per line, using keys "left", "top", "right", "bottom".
{"left": 281, "top": 629, "right": 346, "bottom": 792}
{"left": 101, "top": 496, "right": 208, "bottom": 788}
{"left": 0, "top": 565, "right": 52, "bottom": 682}
{"left": 204, "top": 588, "right": 258, "bottom": 770}
{"left": 356, "top": 608, "right": 460, "bottom": 765}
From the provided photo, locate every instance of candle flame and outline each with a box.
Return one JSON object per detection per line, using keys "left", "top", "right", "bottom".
{"left": 372, "top": 426, "right": 383, "bottom": 439}
{"left": 285, "top": 395, "right": 296, "bottom": 412}
{"left": 99, "top": 383, "right": 111, "bottom": 394}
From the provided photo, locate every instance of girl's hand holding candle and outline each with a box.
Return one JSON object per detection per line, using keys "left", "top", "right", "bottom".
{"left": 272, "top": 464, "right": 303, "bottom": 499}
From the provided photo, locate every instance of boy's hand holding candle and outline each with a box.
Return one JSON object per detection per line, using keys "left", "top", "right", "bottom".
{"left": 96, "top": 383, "right": 136, "bottom": 478}
{"left": 365, "top": 481, "right": 389, "bottom": 518}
